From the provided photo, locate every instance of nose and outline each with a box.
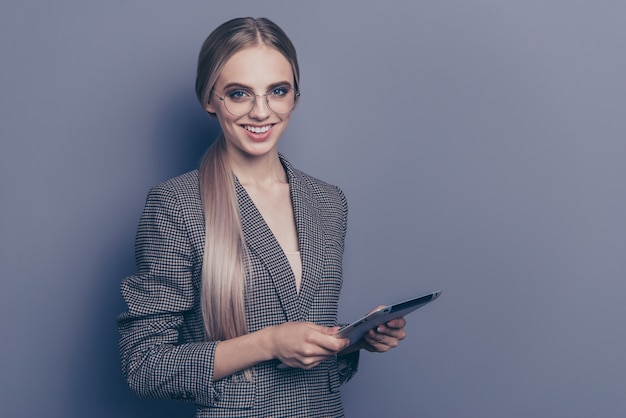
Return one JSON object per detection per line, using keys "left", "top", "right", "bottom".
{"left": 247, "top": 94, "right": 271, "bottom": 119}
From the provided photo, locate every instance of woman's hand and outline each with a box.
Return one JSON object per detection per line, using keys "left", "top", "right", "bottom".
{"left": 340, "top": 305, "right": 407, "bottom": 354}
{"left": 268, "top": 322, "right": 350, "bottom": 369}
{"left": 360, "top": 317, "right": 407, "bottom": 352}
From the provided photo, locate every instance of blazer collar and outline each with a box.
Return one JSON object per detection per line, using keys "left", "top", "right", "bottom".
{"left": 236, "top": 154, "right": 325, "bottom": 322}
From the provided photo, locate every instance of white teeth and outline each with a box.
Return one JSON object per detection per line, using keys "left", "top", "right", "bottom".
{"left": 244, "top": 125, "right": 271, "bottom": 133}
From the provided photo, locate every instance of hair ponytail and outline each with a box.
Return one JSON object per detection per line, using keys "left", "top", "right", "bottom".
{"left": 198, "top": 134, "right": 249, "bottom": 341}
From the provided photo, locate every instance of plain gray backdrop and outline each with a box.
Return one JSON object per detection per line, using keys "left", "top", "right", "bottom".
{"left": 1, "top": 1, "right": 625, "bottom": 417}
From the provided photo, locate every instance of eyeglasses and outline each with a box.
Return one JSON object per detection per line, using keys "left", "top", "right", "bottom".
{"left": 212, "top": 86, "right": 300, "bottom": 117}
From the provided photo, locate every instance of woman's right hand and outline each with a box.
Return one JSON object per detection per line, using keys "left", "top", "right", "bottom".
{"left": 268, "top": 322, "right": 350, "bottom": 369}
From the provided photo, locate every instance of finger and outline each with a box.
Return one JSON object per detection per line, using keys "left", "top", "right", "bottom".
{"left": 310, "top": 325, "right": 350, "bottom": 351}
{"left": 298, "top": 329, "right": 348, "bottom": 354}
{"left": 316, "top": 334, "right": 350, "bottom": 352}
{"left": 294, "top": 342, "right": 345, "bottom": 368}
{"left": 319, "top": 325, "right": 341, "bottom": 335}
{"left": 279, "top": 342, "right": 336, "bottom": 367}
{"left": 304, "top": 323, "right": 342, "bottom": 338}
{"left": 385, "top": 317, "right": 406, "bottom": 329}
{"left": 375, "top": 324, "right": 407, "bottom": 340}
{"left": 367, "top": 328, "right": 390, "bottom": 344}
{"left": 363, "top": 333, "right": 394, "bottom": 352}
{"left": 367, "top": 327, "right": 403, "bottom": 348}
{"left": 366, "top": 305, "right": 387, "bottom": 315}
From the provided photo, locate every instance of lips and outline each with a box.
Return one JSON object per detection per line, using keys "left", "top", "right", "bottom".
{"left": 240, "top": 123, "right": 275, "bottom": 143}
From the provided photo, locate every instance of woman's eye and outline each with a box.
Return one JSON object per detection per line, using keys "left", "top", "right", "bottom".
{"left": 227, "top": 90, "right": 251, "bottom": 101}
{"left": 270, "top": 87, "right": 289, "bottom": 97}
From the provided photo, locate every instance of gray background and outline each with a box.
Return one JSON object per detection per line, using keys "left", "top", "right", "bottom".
{"left": 1, "top": 1, "right": 625, "bottom": 417}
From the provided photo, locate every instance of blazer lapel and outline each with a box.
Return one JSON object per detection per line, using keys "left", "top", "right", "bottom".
{"left": 281, "top": 156, "right": 325, "bottom": 321}
{"left": 236, "top": 178, "right": 301, "bottom": 323}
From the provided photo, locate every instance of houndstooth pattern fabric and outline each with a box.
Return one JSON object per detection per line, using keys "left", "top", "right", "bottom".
{"left": 117, "top": 155, "right": 359, "bottom": 417}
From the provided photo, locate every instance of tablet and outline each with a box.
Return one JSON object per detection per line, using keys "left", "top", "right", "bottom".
{"left": 334, "top": 290, "right": 442, "bottom": 344}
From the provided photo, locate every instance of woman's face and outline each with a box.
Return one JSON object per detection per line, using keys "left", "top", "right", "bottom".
{"left": 206, "top": 45, "right": 295, "bottom": 160}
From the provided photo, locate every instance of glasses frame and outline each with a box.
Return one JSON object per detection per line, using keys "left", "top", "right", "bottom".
{"left": 211, "top": 87, "right": 301, "bottom": 117}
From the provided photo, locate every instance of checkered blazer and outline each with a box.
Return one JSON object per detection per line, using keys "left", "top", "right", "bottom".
{"left": 118, "top": 155, "right": 359, "bottom": 417}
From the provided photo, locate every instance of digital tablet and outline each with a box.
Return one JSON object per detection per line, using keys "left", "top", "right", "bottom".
{"left": 334, "top": 290, "right": 442, "bottom": 344}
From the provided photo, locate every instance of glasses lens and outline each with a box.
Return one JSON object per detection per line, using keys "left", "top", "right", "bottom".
{"left": 267, "top": 88, "right": 297, "bottom": 114}
{"left": 223, "top": 91, "right": 253, "bottom": 116}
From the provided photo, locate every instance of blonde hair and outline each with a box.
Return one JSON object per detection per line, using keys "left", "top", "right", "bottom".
{"left": 195, "top": 18, "right": 300, "bottom": 342}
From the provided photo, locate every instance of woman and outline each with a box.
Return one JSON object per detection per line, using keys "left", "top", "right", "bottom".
{"left": 118, "top": 17, "right": 406, "bottom": 417}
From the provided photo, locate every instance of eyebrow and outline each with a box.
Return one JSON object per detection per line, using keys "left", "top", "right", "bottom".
{"left": 219, "top": 80, "right": 294, "bottom": 92}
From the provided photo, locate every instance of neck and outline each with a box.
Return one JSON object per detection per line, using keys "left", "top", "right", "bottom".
{"left": 227, "top": 150, "right": 287, "bottom": 187}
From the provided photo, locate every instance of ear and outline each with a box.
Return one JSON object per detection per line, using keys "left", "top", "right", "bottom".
{"left": 205, "top": 99, "right": 217, "bottom": 114}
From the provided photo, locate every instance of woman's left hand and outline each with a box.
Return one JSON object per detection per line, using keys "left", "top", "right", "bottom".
{"left": 360, "top": 317, "right": 407, "bottom": 353}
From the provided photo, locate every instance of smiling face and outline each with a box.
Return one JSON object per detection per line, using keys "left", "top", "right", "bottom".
{"left": 205, "top": 45, "right": 296, "bottom": 161}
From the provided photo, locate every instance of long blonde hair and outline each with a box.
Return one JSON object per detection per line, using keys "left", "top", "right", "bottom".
{"left": 195, "top": 17, "right": 300, "bottom": 341}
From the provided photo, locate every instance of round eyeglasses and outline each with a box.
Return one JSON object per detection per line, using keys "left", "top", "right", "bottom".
{"left": 212, "top": 86, "right": 300, "bottom": 117}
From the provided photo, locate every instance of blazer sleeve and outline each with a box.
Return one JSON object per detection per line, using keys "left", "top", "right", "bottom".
{"left": 117, "top": 183, "right": 219, "bottom": 407}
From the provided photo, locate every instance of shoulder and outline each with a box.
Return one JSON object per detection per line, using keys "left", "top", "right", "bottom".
{"left": 147, "top": 170, "right": 200, "bottom": 201}
{"left": 142, "top": 170, "right": 202, "bottom": 219}
{"left": 295, "top": 168, "right": 346, "bottom": 202}
{"left": 280, "top": 154, "right": 347, "bottom": 204}
{"left": 151, "top": 170, "right": 199, "bottom": 194}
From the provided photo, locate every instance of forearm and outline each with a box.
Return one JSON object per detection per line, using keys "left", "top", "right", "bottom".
{"left": 212, "top": 327, "right": 276, "bottom": 380}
